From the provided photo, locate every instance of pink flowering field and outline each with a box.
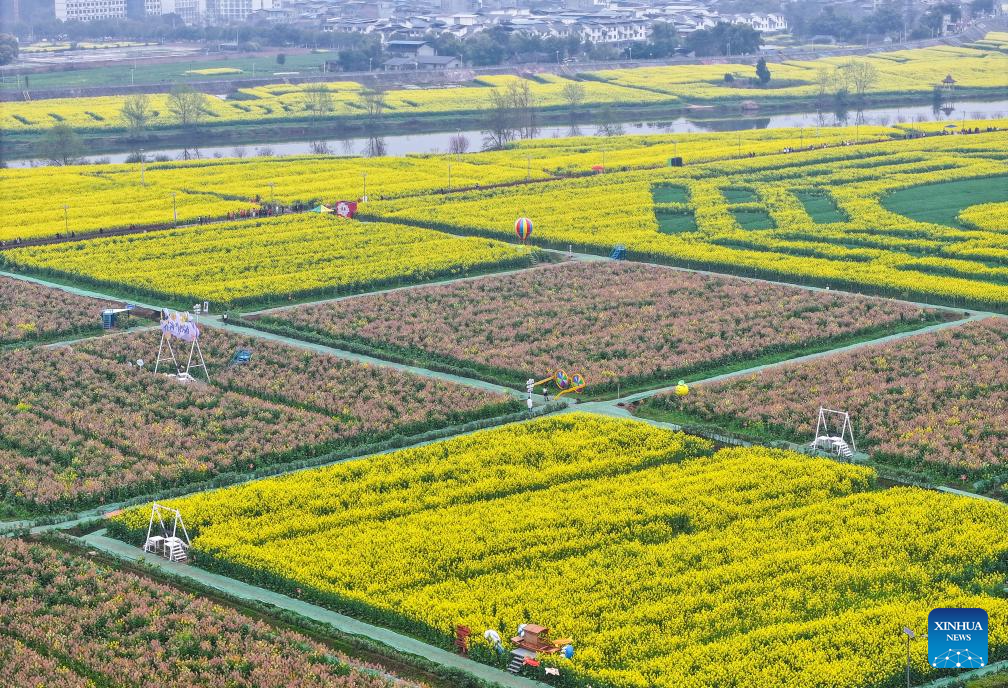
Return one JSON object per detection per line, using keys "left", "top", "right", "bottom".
{"left": 259, "top": 262, "right": 945, "bottom": 393}
{"left": 0, "top": 330, "right": 516, "bottom": 513}
{"left": 0, "top": 538, "right": 422, "bottom": 688}
{"left": 0, "top": 276, "right": 114, "bottom": 345}
{"left": 646, "top": 318, "right": 1008, "bottom": 474}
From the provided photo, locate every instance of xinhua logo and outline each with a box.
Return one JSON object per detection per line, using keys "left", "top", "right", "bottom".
{"left": 928, "top": 608, "right": 988, "bottom": 669}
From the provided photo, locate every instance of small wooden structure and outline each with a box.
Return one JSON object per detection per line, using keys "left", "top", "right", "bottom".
{"left": 512, "top": 624, "right": 558, "bottom": 654}
{"left": 507, "top": 624, "right": 573, "bottom": 674}
{"left": 942, "top": 74, "right": 956, "bottom": 92}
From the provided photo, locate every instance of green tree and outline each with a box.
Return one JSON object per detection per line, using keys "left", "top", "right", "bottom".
{"left": 0, "top": 34, "right": 17, "bottom": 66}
{"left": 685, "top": 22, "right": 763, "bottom": 57}
{"left": 38, "top": 123, "right": 85, "bottom": 166}
{"left": 120, "top": 92, "right": 155, "bottom": 137}
{"left": 463, "top": 33, "right": 506, "bottom": 66}
{"left": 755, "top": 57, "right": 771, "bottom": 86}
{"left": 922, "top": 2, "right": 961, "bottom": 34}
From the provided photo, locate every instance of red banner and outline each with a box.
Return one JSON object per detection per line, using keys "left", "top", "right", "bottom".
{"left": 334, "top": 201, "right": 357, "bottom": 218}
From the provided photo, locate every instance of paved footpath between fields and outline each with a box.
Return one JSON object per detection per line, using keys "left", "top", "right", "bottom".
{"left": 81, "top": 529, "right": 551, "bottom": 688}
{"left": 201, "top": 316, "right": 525, "bottom": 398}
{"left": 614, "top": 312, "right": 996, "bottom": 405}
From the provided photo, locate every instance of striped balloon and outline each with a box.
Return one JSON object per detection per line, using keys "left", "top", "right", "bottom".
{"left": 515, "top": 217, "right": 533, "bottom": 242}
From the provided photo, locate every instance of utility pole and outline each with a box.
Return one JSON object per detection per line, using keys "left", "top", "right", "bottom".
{"left": 172, "top": 192, "right": 177, "bottom": 225}
{"left": 526, "top": 155, "right": 531, "bottom": 181}
{"left": 447, "top": 162, "right": 452, "bottom": 191}
{"left": 362, "top": 171, "right": 367, "bottom": 200}
{"left": 268, "top": 181, "right": 275, "bottom": 203}
{"left": 63, "top": 204, "right": 69, "bottom": 234}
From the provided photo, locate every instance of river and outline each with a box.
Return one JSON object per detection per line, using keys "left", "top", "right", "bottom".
{"left": 9, "top": 98, "right": 1007, "bottom": 168}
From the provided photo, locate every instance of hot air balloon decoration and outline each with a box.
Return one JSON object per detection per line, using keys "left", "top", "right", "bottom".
{"left": 675, "top": 380, "right": 689, "bottom": 397}
{"left": 515, "top": 217, "right": 533, "bottom": 244}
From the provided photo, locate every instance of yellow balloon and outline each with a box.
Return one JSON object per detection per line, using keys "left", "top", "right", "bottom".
{"left": 675, "top": 381, "right": 689, "bottom": 397}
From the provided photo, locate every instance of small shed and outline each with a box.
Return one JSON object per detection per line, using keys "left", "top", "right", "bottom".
{"left": 512, "top": 624, "right": 559, "bottom": 654}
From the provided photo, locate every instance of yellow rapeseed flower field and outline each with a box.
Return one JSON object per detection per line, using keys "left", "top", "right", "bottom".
{"left": 371, "top": 126, "right": 1008, "bottom": 309}
{"left": 0, "top": 154, "right": 551, "bottom": 242}
{"left": 3, "top": 40, "right": 1007, "bottom": 133}
{"left": 111, "top": 413, "right": 1008, "bottom": 688}
{"left": 1, "top": 214, "right": 535, "bottom": 306}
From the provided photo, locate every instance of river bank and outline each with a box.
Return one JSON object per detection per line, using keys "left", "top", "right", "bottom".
{"left": 3, "top": 90, "right": 1003, "bottom": 164}
{"left": 5, "top": 94, "right": 1007, "bottom": 166}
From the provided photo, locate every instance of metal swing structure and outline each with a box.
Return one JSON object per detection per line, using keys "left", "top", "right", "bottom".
{"left": 154, "top": 306, "right": 210, "bottom": 383}
{"left": 143, "top": 502, "right": 192, "bottom": 563}
{"left": 809, "top": 406, "right": 857, "bottom": 459}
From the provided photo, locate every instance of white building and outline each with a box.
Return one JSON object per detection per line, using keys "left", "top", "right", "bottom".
{"left": 55, "top": 0, "right": 127, "bottom": 22}
{"left": 729, "top": 13, "right": 789, "bottom": 33}
{"left": 579, "top": 17, "right": 648, "bottom": 43}
{"left": 206, "top": 0, "right": 275, "bottom": 24}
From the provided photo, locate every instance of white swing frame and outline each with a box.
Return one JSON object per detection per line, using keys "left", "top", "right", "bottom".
{"left": 143, "top": 502, "right": 192, "bottom": 560}
{"left": 153, "top": 312, "right": 210, "bottom": 383}
{"left": 811, "top": 406, "right": 857, "bottom": 455}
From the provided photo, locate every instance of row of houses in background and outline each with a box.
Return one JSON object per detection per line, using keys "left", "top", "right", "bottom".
{"left": 53, "top": 0, "right": 788, "bottom": 42}
{"left": 314, "top": 3, "right": 786, "bottom": 42}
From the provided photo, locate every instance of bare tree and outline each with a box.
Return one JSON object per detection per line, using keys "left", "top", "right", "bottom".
{"left": 447, "top": 132, "right": 470, "bottom": 155}
{"left": 303, "top": 84, "right": 335, "bottom": 120}
{"left": 830, "top": 66, "right": 851, "bottom": 97}
{"left": 360, "top": 88, "right": 387, "bottom": 131}
{"left": 482, "top": 87, "right": 518, "bottom": 150}
{"left": 256, "top": 146, "right": 274, "bottom": 157}
{"left": 561, "top": 81, "right": 586, "bottom": 114}
{"left": 815, "top": 68, "right": 832, "bottom": 102}
{"left": 844, "top": 60, "right": 879, "bottom": 100}
{"left": 508, "top": 80, "right": 539, "bottom": 140}
{"left": 121, "top": 93, "right": 154, "bottom": 138}
{"left": 309, "top": 140, "right": 333, "bottom": 155}
{"left": 167, "top": 85, "right": 207, "bottom": 129}
{"left": 363, "top": 136, "right": 386, "bottom": 157}
{"left": 232, "top": 146, "right": 247, "bottom": 158}
{"left": 594, "top": 106, "right": 624, "bottom": 137}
